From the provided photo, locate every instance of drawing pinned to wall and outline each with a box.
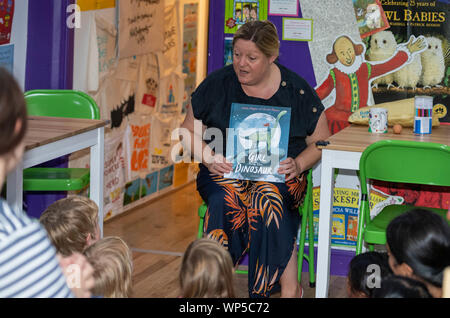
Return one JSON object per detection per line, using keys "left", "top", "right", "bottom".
{"left": 158, "top": 165, "right": 174, "bottom": 191}
{"left": 123, "top": 178, "right": 141, "bottom": 206}
{"left": 0, "top": 0, "right": 14, "bottom": 45}
{"left": 0, "top": 43, "right": 13, "bottom": 73}
{"left": 224, "top": 37, "right": 233, "bottom": 66}
{"left": 140, "top": 171, "right": 158, "bottom": 198}
{"left": 125, "top": 114, "right": 151, "bottom": 180}
{"left": 352, "top": 0, "right": 389, "bottom": 39}
{"left": 118, "top": 0, "right": 164, "bottom": 59}
{"left": 136, "top": 53, "right": 159, "bottom": 114}
{"left": 182, "top": 3, "right": 198, "bottom": 114}
{"left": 96, "top": 15, "right": 117, "bottom": 85}
{"left": 224, "top": 0, "right": 268, "bottom": 34}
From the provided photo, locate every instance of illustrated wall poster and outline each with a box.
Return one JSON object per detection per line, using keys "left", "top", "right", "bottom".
{"left": 140, "top": 171, "right": 158, "bottom": 199}
{"left": 160, "top": 3, "right": 180, "bottom": 77}
{"left": 136, "top": 53, "right": 159, "bottom": 114}
{"left": 96, "top": 14, "right": 117, "bottom": 86}
{"left": 103, "top": 132, "right": 126, "bottom": 221}
{"left": 182, "top": 3, "right": 198, "bottom": 114}
{"left": 158, "top": 165, "right": 174, "bottom": 191}
{"left": 224, "top": 0, "right": 268, "bottom": 34}
{"left": 149, "top": 113, "right": 178, "bottom": 170}
{"left": 301, "top": 0, "right": 361, "bottom": 108}
{"left": 125, "top": 113, "right": 151, "bottom": 181}
{"left": 224, "top": 37, "right": 234, "bottom": 66}
{"left": 0, "top": 43, "right": 13, "bottom": 73}
{"left": 0, "top": 0, "right": 14, "bottom": 45}
{"left": 118, "top": 0, "right": 164, "bottom": 59}
{"left": 352, "top": 0, "right": 389, "bottom": 39}
{"left": 224, "top": 103, "right": 291, "bottom": 183}
{"left": 123, "top": 178, "right": 141, "bottom": 206}
{"left": 315, "top": 34, "right": 427, "bottom": 135}
{"left": 268, "top": 0, "right": 298, "bottom": 16}
{"left": 370, "top": 0, "right": 450, "bottom": 125}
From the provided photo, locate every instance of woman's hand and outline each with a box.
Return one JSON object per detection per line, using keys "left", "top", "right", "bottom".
{"left": 204, "top": 153, "right": 233, "bottom": 176}
{"left": 278, "top": 157, "right": 301, "bottom": 182}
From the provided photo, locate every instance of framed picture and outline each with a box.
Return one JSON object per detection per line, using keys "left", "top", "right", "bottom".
{"left": 224, "top": 0, "right": 268, "bottom": 34}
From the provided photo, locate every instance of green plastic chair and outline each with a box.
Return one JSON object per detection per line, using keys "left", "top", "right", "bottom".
{"left": 197, "top": 169, "right": 316, "bottom": 287}
{"left": 356, "top": 139, "right": 450, "bottom": 255}
{"left": 23, "top": 90, "right": 100, "bottom": 192}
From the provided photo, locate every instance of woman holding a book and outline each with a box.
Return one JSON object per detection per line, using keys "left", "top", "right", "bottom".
{"left": 180, "top": 20, "right": 330, "bottom": 298}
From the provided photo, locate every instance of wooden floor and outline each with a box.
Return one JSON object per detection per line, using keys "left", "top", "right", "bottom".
{"left": 104, "top": 182, "right": 347, "bottom": 298}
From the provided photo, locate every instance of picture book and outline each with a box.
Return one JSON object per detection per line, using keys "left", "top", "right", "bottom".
{"left": 224, "top": 103, "right": 291, "bottom": 183}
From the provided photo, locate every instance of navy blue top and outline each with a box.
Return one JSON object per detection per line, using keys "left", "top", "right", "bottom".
{"left": 191, "top": 63, "right": 324, "bottom": 159}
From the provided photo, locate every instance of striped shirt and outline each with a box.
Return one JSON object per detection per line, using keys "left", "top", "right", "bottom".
{"left": 0, "top": 199, "right": 73, "bottom": 298}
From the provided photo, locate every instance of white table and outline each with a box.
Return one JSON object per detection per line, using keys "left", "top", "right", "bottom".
{"left": 315, "top": 124, "right": 450, "bottom": 298}
{"left": 6, "top": 116, "right": 108, "bottom": 237}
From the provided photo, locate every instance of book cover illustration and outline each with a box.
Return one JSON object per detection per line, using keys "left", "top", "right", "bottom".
{"left": 353, "top": 0, "right": 390, "bottom": 39}
{"left": 224, "top": 103, "right": 291, "bottom": 183}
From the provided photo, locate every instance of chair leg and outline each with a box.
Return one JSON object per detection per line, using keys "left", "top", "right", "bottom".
{"left": 307, "top": 201, "right": 316, "bottom": 288}
{"left": 297, "top": 205, "right": 308, "bottom": 283}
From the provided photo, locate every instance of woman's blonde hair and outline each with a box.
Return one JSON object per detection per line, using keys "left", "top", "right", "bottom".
{"left": 39, "top": 195, "right": 99, "bottom": 256}
{"left": 232, "top": 20, "right": 280, "bottom": 58}
{"left": 180, "top": 238, "right": 235, "bottom": 298}
{"left": 83, "top": 236, "right": 133, "bottom": 298}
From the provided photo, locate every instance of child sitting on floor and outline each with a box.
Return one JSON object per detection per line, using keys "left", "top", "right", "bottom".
{"left": 347, "top": 251, "right": 392, "bottom": 298}
{"left": 179, "top": 238, "right": 235, "bottom": 298}
{"left": 40, "top": 195, "right": 100, "bottom": 256}
{"left": 83, "top": 236, "right": 133, "bottom": 298}
{"left": 386, "top": 208, "right": 450, "bottom": 298}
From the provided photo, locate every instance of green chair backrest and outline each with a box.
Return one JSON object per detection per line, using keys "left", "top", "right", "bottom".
{"left": 25, "top": 89, "right": 100, "bottom": 120}
{"left": 359, "top": 140, "right": 450, "bottom": 195}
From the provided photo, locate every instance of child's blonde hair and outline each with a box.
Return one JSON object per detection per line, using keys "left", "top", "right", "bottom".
{"left": 83, "top": 236, "right": 133, "bottom": 298}
{"left": 39, "top": 195, "right": 99, "bottom": 256}
{"left": 180, "top": 238, "right": 235, "bottom": 298}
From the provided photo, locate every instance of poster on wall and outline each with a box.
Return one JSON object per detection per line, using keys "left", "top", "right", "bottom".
{"left": 125, "top": 113, "right": 151, "bottom": 181}
{"left": 0, "top": 43, "right": 13, "bottom": 73}
{"left": 371, "top": 0, "right": 450, "bottom": 125}
{"left": 0, "top": 0, "right": 14, "bottom": 45}
{"left": 182, "top": 3, "right": 198, "bottom": 114}
{"left": 118, "top": 0, "right": 164, "bottom": 59}
{"left": 268, "top": 0, "right": 298, "bottom": 16}
{"left": 352, "top": 0, "right": 389, "bottom": 39}
{"left": 224, "top": 0, "right": 268, "bottom": 34}
{"left": 103, "top": 133, "right": 126, "bottom": 221}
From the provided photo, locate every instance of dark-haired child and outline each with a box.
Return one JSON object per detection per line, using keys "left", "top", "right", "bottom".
{"left": 347, "top": 251, "right": 392, "bottom": 298}
{"left": 386, "top": 208, "right": 450, "bottom": 298}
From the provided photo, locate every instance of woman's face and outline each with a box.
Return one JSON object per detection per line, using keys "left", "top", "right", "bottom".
{"left": 233, "top": 39, "right": 275, "bottom": 86}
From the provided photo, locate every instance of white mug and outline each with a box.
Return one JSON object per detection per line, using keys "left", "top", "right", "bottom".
{"left": 369, "top": 108, "right": 388, "bottom": 133}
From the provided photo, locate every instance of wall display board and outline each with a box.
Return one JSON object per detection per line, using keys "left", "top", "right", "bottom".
{"left": 72, "top": 0, "right": 207, "bottom": 220}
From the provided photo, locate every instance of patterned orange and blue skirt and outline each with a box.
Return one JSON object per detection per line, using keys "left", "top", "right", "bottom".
{"left": 196, "top": 164, "right": 308, "bottom": 298}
